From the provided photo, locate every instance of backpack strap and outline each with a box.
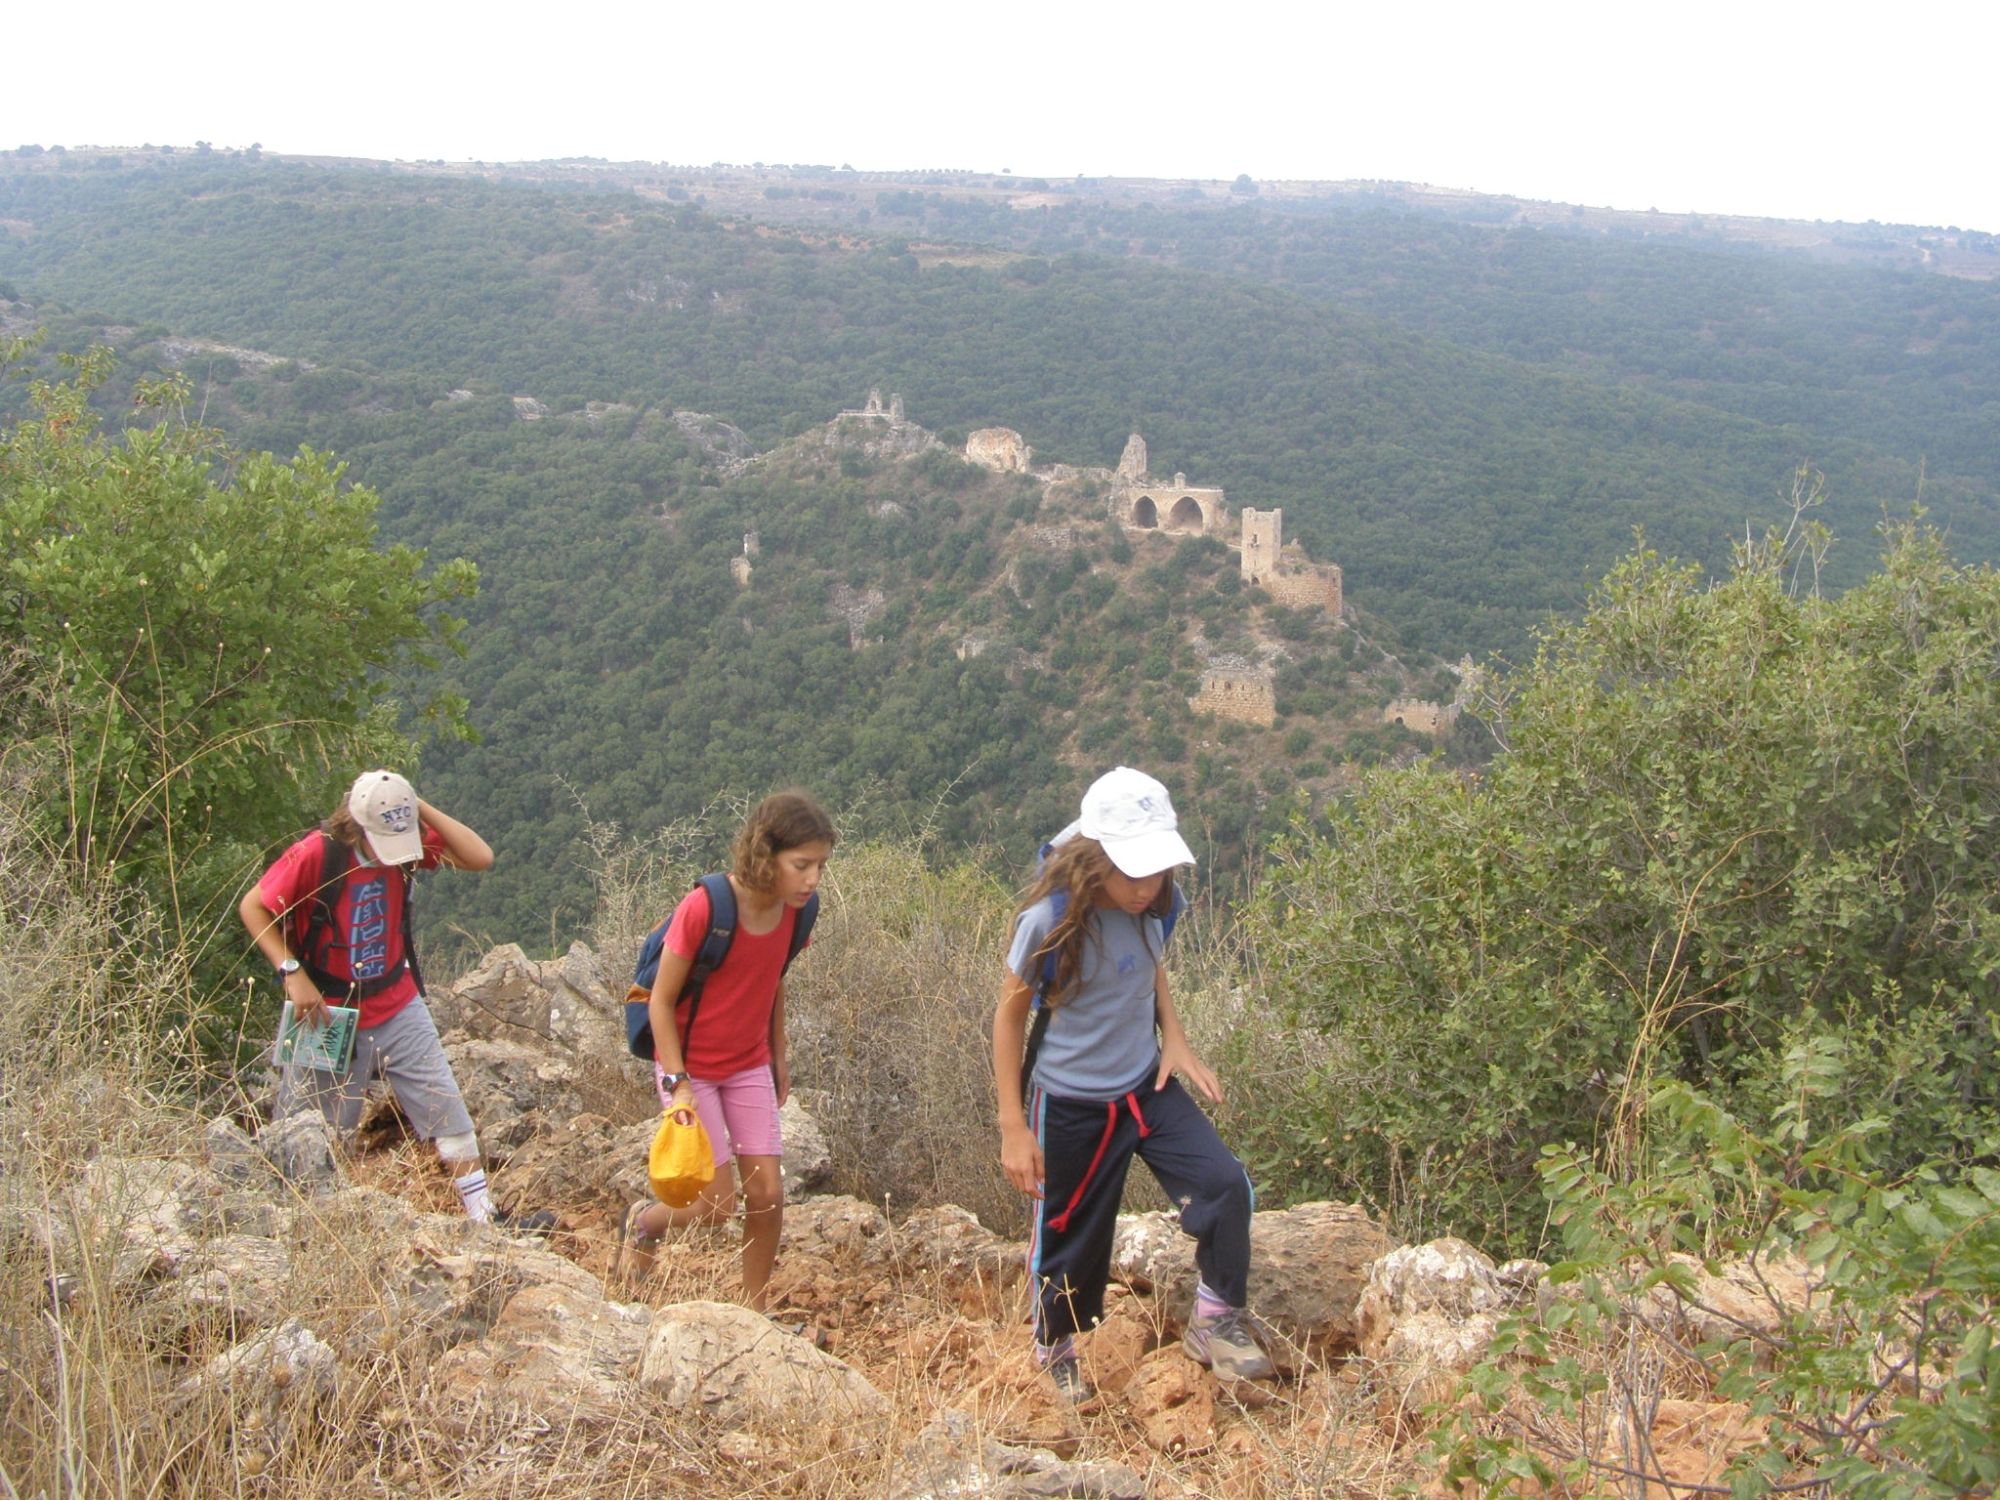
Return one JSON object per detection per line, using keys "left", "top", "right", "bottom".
{"left": 1018, "top": 875, "right": 1184, "bottom": 1105}
{"left": 782, "top": 890, "right": 819, "bottom": 972}
{"left": 625, "top": 873, "right": 737, "bottom": 1060}
{"left": 291, "top": 831, "right": 421, "bottom": 1004}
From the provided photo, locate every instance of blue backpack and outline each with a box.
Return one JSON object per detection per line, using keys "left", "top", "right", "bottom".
{"left": 1018, "top": 842, "right": 1184, "bottom": 1100}
{"left": 624, "top": 873, "right": 820, "bottom": 1060}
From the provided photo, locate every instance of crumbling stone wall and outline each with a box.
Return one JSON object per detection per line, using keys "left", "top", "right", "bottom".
{"left": 1263, "top": 558, "right": 1343, "bottom": 614}
{"left": 1384, "top": 698, "right": 1459, "bottom": 735}
{"left": 1191, "top": 668, "right": 1277, "bottom": 727}
{"left": 1112, "top": 432, "right": 1229, "bottom": 534}
{"left": 1242, "top": 506, "right": 1342, "bottom": 614}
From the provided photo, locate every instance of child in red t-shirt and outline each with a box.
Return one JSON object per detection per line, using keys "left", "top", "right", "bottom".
{"left": 239, "top": 771, "right": 535, "bottom": 1227}
{"left": 622, "top": 791, "right": 836, "bottom": 1310}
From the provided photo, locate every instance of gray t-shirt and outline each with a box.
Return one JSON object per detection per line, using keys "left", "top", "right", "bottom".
{"left": 1008, "top": 895, "right": 1165, "bottom": 1101}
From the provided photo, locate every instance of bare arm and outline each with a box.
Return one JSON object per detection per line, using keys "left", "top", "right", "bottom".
{"left": 769, "top": 978, "right": 790, "bottom": 1107}
{"left": 417, "top": 798, "right": 493, "bottom": 870}
{"left": 240, "top": 886, "right": 331, "bottom": 1027}
{"left": 647, "top": 945, "right": 697, "bottom": 1114}
{"left": 1153, "top": 965, "right": 1223, "bottom": 1104}
{"left": 994, "top": 971, "right": 1043, "bottom": 1197}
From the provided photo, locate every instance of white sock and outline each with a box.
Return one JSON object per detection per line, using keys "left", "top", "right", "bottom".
{"left": 455, "top": 1168, "right": 493, "bottom": 1222}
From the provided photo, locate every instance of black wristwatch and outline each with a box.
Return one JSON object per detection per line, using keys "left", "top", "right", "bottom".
{"left": 275, "top": 958, "right": 302, "bottom": 980}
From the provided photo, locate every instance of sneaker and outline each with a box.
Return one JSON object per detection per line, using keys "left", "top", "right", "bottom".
{"left": 493, "top": 1206, "right": 559, "bottom": 1235}
{"left": 1046, "top": 1353, "right": 1095, "bottom": 1404}
{"left": 1182, "top": 1307, "right": 1275, "bottom": 1381}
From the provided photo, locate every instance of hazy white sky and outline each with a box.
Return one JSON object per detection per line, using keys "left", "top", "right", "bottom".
{"left": 8, "top": 0, "right": 1993, "bottom": 231}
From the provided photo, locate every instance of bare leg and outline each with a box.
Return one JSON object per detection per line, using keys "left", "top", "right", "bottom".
{"left": 625, "top": 1166, "right": 738, "bottom": 1280}
{"left": 736, "top": 1154, "right": 784, "bottom": 1312}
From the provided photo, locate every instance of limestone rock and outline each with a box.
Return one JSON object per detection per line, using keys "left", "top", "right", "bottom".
{"left": 441, "top": 1036, "right": 586, "bottom": 1154}
{"left": 73, "top": 1157, "right": 208, "bottom": 1282}
{"left": 891, "top": 1408, "right": 1145, "bottom": 1499}
{"left": 1113, "top": 1199, "right": 1387, "bottom": 1354}
{"left": 203, "top": 1115, "right": 269, "bottom": 1185}
{"left": 170, "top": 1232, "right": 293, "bottom": 1333}
{"left": 966, "top": 427, "right": 1032, "bottom": 473}
{"left": 1357, "top": 1238, "right": 1508, "bottom": 1418}
{"left": 1642, "top": 1252, "right": 1817, "bottom": 1355}
{"left": 543, "top": 941, "right": 628, "bottom": 1056}
{"left": 431, "top": 941, "right": 633, "bottom": 1069}
{"left": 300, "top": 1187, "right": 599, "bottom": 1355}
{"left": 434, "top": 943, "right": 551, "bottom": 1038}
{"left": 671, "top": 411, "right": 756, "bottom": 470}
{"left": 782, "top": 1195, "right": 889, "bottom": 1261}
{"left": 492, "top": 1112, "right": 639, "bottom": 1221}
{"left": 258, "top": 1111, "right": 342, "bottom": 1192}
{"left": 429, "top": 1281, "right": 651, "bottom": 1420}
{"left": 638, "top": 1299, "right": 888, "bottom": 1427}
{"left": 182, "top": 1318, "right": 338, "bottom": 1443}
{"left": 887, "top": 1204, "right": 1022, "bottom": 1286}
{"left": 780, "top": 1093, "right": 834, "bottom": 1193}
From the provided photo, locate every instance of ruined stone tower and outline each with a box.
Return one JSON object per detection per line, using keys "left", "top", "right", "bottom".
{"left": 1241, "top": 507, "right": 1283, "bottom": 585}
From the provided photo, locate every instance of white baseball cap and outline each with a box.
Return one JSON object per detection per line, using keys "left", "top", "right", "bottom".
{"left": 1053, "top": 766, "right": 1196, "bottom": 878}
{"left": 348, "top": 770, "right": 423, "bottom": 865}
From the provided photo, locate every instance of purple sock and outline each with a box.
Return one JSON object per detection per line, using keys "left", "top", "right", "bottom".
{"left": 1035, "top": 1334, "right": 1077, "bottom": 1367}
{"left": 1194, "top": 1279, "right": 1230, "bottom": 1322}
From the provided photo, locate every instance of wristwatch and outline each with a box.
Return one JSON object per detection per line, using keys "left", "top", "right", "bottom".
{"left": 275, "top": 958, "right": 302, "bottom": 980}
{"left": 660, "top": 1071, "right": 689, "bottom": 1091}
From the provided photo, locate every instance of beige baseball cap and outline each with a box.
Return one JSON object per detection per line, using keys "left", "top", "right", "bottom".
{"left": 348, "top": 770, "right": 423, "bottom": 864}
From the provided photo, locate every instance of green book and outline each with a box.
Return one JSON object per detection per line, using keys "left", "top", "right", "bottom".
{"left": 276, "top": 1001, "right": 359, "bottom": 1074}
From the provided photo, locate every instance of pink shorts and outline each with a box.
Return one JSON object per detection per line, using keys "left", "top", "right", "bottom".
{"left": 656, "top": 1063, "right": 783, "bottom": 1165}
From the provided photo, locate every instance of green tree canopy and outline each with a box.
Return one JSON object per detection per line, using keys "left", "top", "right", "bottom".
{"left": 0, "top": 342, "right": 475, "bottom": 963}
{"left": 1247, "top": 513, "right": 2000, "bottom": 1250}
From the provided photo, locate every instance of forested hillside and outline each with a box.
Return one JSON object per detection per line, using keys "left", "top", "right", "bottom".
{"left": 6, "top": 150, "right": 1998, "bottom": 942}
{"left": 7, "top": 155, "right": 1993, "bottom": 659}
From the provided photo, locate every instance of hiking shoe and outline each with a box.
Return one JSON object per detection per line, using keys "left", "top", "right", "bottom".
{"left": 1046, "top": 1353, "right": 1095, "bottom": 1404}
{"left": 1182, "top": 1307, "right": 1275, "bottom": 1381}
{"left": 493, "top": 1206, "right": 559, "bottom": 1235}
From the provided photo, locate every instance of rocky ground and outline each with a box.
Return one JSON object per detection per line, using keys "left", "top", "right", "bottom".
{"left": 11, "top": 943, "right": 1792, "bottom": 1497}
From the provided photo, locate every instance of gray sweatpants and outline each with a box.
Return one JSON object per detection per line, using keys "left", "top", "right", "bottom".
{"left": 276, "top": 997, "right": 476, "bottom": 1143}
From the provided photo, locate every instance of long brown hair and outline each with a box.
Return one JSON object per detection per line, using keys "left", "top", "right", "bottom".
{"left": 732, "top": 790, "right": 837, "bottom": 892}
{"left": 1013, "top": 837, "right": 1174, "bottom": 1008}
{"left": 322, "top": 803, "right": 364, "bottom": 851}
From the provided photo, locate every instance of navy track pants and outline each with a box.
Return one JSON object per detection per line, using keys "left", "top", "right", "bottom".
{"left": 1028, "top": 1075, "right": 1254, "bottom": 1342}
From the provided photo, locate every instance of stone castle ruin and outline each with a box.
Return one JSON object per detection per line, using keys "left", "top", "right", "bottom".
{"left": 842, "top": 388, "right": 906, "bottom": 423}
{"left": 1106, "top": 435, "right": 1342, "bottom": 616}
{"left": 1112, "top": 434, "right": 1230, "bottom": 535}
{"left": 957, "top": 424, "right": 1349, "bottom": 726}
{"left": 1240, "top": 505, "right": 1343, "bottom": 614}
{"left": 1191, "top": 665, "right": 1277, "bottom": 727}
{"left": 1383, "top": 698, "right": 1460, "bottom": 735}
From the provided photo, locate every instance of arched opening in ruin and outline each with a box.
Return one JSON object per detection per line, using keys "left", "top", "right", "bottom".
{"left": 1168, "top": 496, "right": 1204, "bottom": 532}
{"left": 1132, "top": 496, "right": 1159, "bottom": 527}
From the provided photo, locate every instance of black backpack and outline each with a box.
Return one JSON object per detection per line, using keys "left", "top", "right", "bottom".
{"left": 287, "top": 832, "right": 425, "bottom": 1001}
{"left": 624, "top": 873, "right": 820, "bottom": 1060}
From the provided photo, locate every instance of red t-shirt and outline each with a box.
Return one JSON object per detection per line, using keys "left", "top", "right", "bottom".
{"left": 258, "top": 826, "right": 446, "bottom": 1029}
{"left": 662, "top": 882, "right": 802, "bottom": 1078}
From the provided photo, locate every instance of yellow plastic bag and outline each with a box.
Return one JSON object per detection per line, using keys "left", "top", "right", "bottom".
{"left": 648, "top": 1107, "right": 715, "bottom": 1207}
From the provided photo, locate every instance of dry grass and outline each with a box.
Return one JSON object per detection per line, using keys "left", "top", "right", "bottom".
{"left": 0, "top": 790, "right": 1431, "bottom": 1498}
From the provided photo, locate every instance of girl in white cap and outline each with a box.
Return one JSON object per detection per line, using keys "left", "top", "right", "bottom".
{"left": 240, "top": 771, "right": 543, "bottom": 1228}
{"left": 993, "top": 766, "right": 1273, "bottom": 1401}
